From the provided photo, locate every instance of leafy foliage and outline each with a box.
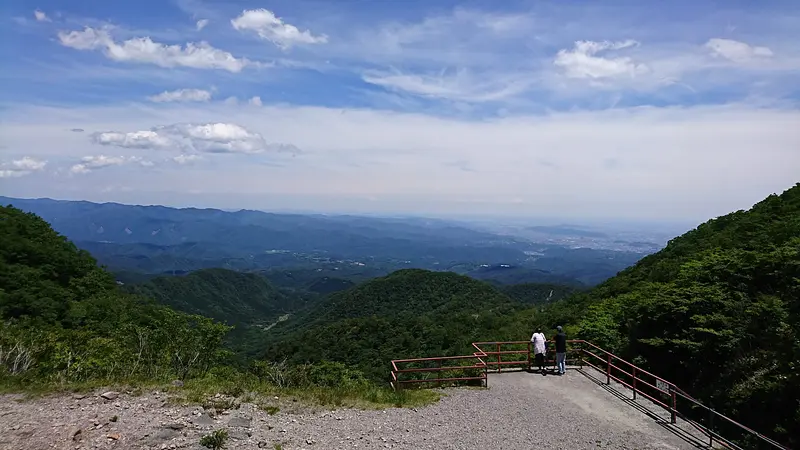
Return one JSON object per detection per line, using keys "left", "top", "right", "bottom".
{"left": 200, "top": 429, "right": 229, "bottom": 450}
{"left": 573, "top": 183, "right": 800, "bottom": 446}
{"left": 0, "top": 205, "right": 231, "bottom": 383}
{"left": 501, "top": 283, "right": 580, "bottom": 305}
{"left": 465, "top": 264, "right": 583, "bottom": 286}
{"left": 262, "top": 269, "right": 526, "bottom": 380}
{"left": 124, "top": 268, "right": 311, "bottom": 326}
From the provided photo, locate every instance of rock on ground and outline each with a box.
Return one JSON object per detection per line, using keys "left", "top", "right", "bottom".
{"left": 0, "top": 370, "right": 710, "bottom": 450}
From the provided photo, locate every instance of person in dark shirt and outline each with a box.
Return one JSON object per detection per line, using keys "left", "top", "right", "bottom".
{"left": 554, "top": 325, "right": 567, "bottom": 375}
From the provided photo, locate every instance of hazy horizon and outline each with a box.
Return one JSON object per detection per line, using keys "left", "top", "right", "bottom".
{"left": 0, "top": 190, "right": 728, "bottom": 234}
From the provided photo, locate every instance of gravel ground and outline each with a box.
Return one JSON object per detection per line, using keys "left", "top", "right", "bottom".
{"left": 0, "top": 370, "right": 707, "bottom": 450}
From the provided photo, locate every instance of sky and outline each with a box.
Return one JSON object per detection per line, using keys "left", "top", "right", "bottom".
{"left": 1, "top": 0, "right": 799, "bottom": 222}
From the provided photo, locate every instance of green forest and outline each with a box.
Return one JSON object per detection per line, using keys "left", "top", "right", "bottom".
{"left": 573, "top": 183, "right": 800, "bottom": 445}
{"left": 0, "top": 206, "right": 231, "bottom": 384}
{"left": 2, "top": 182, "right": 798, "bottom": 447}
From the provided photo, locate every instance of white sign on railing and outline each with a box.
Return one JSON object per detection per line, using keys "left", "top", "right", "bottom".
{"left": 656, "top": 379, "right": 670, "bottom": 393}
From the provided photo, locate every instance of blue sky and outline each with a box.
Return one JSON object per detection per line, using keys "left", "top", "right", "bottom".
{"left": 1, "top": 0, "right": 799, "bottom": 221}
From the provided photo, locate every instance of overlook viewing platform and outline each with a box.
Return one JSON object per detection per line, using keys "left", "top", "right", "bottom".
{"left": 391, "top": 341, "right": 790, "bottom": 450}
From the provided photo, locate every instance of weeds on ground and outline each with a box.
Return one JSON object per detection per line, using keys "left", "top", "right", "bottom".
{"left": 170, "top": 369, "right": 439, "bottom": 410}
{"left": 260, "top": 405, "right": 280, "bottom": 415}
{"left": 0, "top": 374, "right": 165, "bottom": 400}
{"left": 200, "top": 429, "right": 228, "bottom": 449}
{"left": 1, "top": 363, "right": 440, "bottom": 410}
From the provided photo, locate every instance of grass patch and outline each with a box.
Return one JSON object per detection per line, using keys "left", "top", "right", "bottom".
{"left": 169, "top": 372, "right": 440, "bottom": 410}
{"left": 261, "top": 405, "right": 280, "bottom": 415}
{"left": 0, "top": 375, "right": 164, "bottom": 400}
{"left": 0, "top": 371, "right": 440, "bottom": 410}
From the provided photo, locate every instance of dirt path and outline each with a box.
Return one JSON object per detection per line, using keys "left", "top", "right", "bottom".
{"left": 1, "top": 370, "right": 708, "bottom": 450}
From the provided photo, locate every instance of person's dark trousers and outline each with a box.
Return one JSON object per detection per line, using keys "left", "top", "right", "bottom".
{"left": 535, "top": 353, "right": 545, "bottom": 373}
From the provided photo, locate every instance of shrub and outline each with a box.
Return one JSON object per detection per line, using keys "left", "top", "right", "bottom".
{"left": 200, "top": 429, "right": 228, "bottom": 449}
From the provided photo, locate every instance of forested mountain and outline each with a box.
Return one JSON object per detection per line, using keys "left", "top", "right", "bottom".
{"left": 259, "top": 268, "right": 380, "bottom": 292}
{"left": 0, "top": 206, "right": 230, "bottom": 382}
{"left": 465, "top": 264, "right": 583, "bottom": 286}
{"left": 124, "top": 268, "right": 312, "bottom": 326}
{"left": 262, "top": 270, "right": 525, "bottom": 380}
{"left": 575, "top": 183, "right": 800, "bottom": 446}
{"left": 501, "top": 283, "right": 580, "bottom": 305}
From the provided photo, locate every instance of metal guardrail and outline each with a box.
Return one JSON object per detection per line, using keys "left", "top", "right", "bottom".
{"left": 390, "top": 354, "right": 487, "bottom": 389}
{"left": 390, "top": 339, "right": 791, "bottom": 450}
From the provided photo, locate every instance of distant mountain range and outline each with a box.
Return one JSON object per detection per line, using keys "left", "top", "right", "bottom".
{"left": 1, "top": 196, "right": 645, "bottom": 286}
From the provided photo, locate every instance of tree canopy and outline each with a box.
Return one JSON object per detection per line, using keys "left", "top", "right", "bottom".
{"left": 574, "top": 183, "right": 800, "bottom": 446}
{"left": 0, "top": 205, "right": 230, "bottom": 383}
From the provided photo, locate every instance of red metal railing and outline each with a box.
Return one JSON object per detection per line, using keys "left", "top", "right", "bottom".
{"left": 390, "top": 354, "right": 488, "bottom": 389}
{"left": 390, "top": 339, "right": 790, "bottom": 450}
{"left": 472, "top": 340, "right": 584, "bottom": 372}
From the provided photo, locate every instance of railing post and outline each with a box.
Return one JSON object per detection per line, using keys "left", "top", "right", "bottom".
{"left": 484, "top": 358, "right": 489, "bottom": 388}
{"left": 670, "top": 388, "right": 677, "bottom": 424}
{"left": 496, "top": 343, "right": 501, "bottom": 373}
{"left": 708, "top": 406, "right": 714, "bottom": 447}
{"left": 606, "top": 353, "right": 611, "bottom": 385}
{"left": 632, "top": 367, "right": 637, "bottom": 400}
{"left": 437, "top": 359, "right": 442, "bottom": 388}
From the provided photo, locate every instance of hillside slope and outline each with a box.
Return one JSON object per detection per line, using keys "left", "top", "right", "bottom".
{"left": 577, "top": 183, "right": 800, "bottom": 446}
{"left": 464, "top": 264, "right": 582, "bottom": 286}
{"left": 125, "top": 269, "right": 311, "bottom": 326}
{"left": 263, "top": 269, "right": 524, "bottom": 379}
{"left": 501, "top": 283, "right": 580, "bottom": 305}
{"left": 0, "top": 206, "right": 229, "bottom": 382}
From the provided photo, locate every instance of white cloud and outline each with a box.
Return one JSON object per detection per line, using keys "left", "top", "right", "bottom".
{"left": 69, "top": 155, "right": 153, "bottom": 174}
{"left": 92, "top": 130, "right": 174, "bottom": 149}
{"left": 362, "top": 69, "right": 530, "bottom": 102}
{"left": 554, "top": 40, "right": 649, "bottom": 80}
{"left": 147, "top": 88, "right": 212, "bottom": 103}
{"left": 352, "top": 8, "right": 531, "bottom": 68}
{"left": 70, "top": 155, "right": 128, "bottom": 174}
{"left": 57, "top": 27, "right": 253, "bottom": 72}
{"left": 10, "top": 157, "right": 47, "bottom": 171}
{"left": 0, "top": 157, "right": 47, "bottom": 178}
{"left": 196, "top": 19, "right": 209, "bottom": 31}
{"left": 90, "top": 122, "right": 292, "bottom": 154}
{"left": 248, "top": 96, "right": 263, "bottom": 106}
{"left": 33, "top": 9, "right": 51, "bottom": 22}
{"left": 165, "top": 123, "right": 272, "bottom": 154}
{"left": 705, "top": 38, "right": 774, "bottom": 64}
{"left": 173, "top": 154, "right": 202, "bottom": 165}
{"left": 231, "top": 9, "right": 328, "bottom": 50}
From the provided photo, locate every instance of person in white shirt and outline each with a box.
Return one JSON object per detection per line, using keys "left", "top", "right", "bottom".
{"left": 530, "top": 327, "right": 547, "bottom": 374}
